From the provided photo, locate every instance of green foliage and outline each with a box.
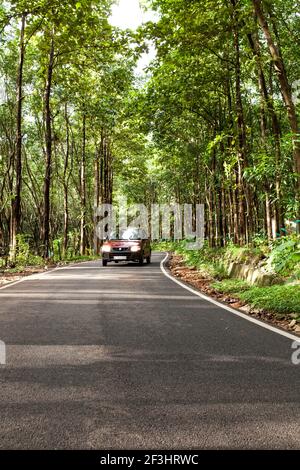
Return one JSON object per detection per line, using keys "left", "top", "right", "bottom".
{"left": 211, "top": 279, "right": 251, "bottom": 294}
{"left": 15, "top": 235, "right": 43, "bottom": 267}
{"left": 151, "top": 240, "right": 177, "bottom": 251}
{"left": 211, "top": 278, "right": 300, "bottom": 317}
{"left": 1, "top": 0, "right": 300, "bottom": 261}
{"left": 52, "top": 238, "right": 63, "bottom": 261}
{"left": 61, "top": 254, "right": 99, "bottom": 262}
{"left": 0, "top": 0, "right": 138, "bottom": 258}
{"left": 239, "top": 285, "right": 300, "bottom": 316}
{"left": 251, "top": 233, "right": 269, "bottom": 248}
{"left": 157, "top": 235, "right": 300, "bottom": 282}
{"left": 158, "top": 237, "right": 300, "bottom": 317}
{"left": 154, "top": 240, "right": 229, "bottom": 279}
{"left": 267, "top": 236, "right": 300, "bottom": 275}
{"left": 222, "top": 244, "right": 265, "bottom": 264}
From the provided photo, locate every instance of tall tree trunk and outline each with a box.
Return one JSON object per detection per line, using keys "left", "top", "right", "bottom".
{"left": 265, "top": 191, "right": 272, "bottom": 240}
{"left": 100, "top": 131, "right": 113, "bottom": 205}
{"left": 225, "top": 72, "right": 236, "bottom": 243}
{"left": 205, "top": 179, "right": 213, "bottom": 247}
{"left": 42, "top": 37, "right": 54, "bottom": 259}
{"left": 63, "top": 103, "right": 70, "bottom": 256}
{"left": 233, "top": 182, "right": 239, "bottom": 244}
{"left": 227, "top": 188, "right": 233, "bottom": 243}
{"left": 104, "top": 134, "right": 108, "bottom": 203}
{"left": 108, "top": 143, "right": 113, "bottom": 204}
{"left": 231, "top": 0, "right": 248, "bottom": 244}
{"left": 248, "top": 31, "right": 277, "bottom": 238}
{"left": 93, "top": 142, "right": 101, "bottom": 255}
{"left": 80, "top": 113, "right": 86, "bottom": 256}
{"left": 99, "top": 130, "right": 104, "bottom": 203}
{"left": 108, "top": 141, "right": 113, "bottom": 204}
{"left": 220, "top": 183, "right": 226, "bottom": 247}
{"left": 211, "top": 144, "right": 218, "bottom": 247}
{"left": 248, "top": 29, "right": 284, "bottom": 233}
{"left": 252, "top": 0, "right": 300, "bottom": 190}
{"left": 10, "top": 13, "right": 26, "bottom": 262}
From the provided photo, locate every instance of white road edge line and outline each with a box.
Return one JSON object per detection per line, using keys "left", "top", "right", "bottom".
{"left": 0, "top": 265, "right": 61, "bottom": 291}
{"left": 160, "top": 252, "right": 300, "bottom": 342}
{"left": 0, "top": 261, "right": 92, "bottom": 291}
{"left": 0, "top": 258, "right": 105, "bottom": 291}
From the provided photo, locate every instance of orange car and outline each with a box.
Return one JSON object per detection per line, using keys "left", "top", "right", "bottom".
{"left": 101, "top": 228, "right": 152, "bottom": 266}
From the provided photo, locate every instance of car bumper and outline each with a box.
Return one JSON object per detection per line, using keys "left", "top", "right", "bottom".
{"left": 102, "top": 252, "right": 142, "bottom": 262}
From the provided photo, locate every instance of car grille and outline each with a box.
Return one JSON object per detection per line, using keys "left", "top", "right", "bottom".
{"left": 111, "top": 247, "right": 129, "bottom": 252}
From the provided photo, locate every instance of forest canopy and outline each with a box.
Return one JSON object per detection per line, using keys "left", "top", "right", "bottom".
{"left": 0, "top": 0, "right": 299, "bottom": 262}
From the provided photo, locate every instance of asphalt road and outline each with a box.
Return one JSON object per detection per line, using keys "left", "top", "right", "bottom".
{"left": 0, "top": 252, "right": 299, "bottom": 449}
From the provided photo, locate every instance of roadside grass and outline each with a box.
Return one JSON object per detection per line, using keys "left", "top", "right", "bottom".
{"left": 0, "top": 254, "right": 100, "bottom": 275}
{"left": 212, "top": 279, "right": 300, "bottom": 317}
{"left": 211, "top": 279, "right": 251, "bottom": 294}
{"left": 56, "top": 254, "right": 99, "bottom": 264}
{"left": 153, "top": 241, "right": 229, "bottom": 279}
{"left": 239, "top": 285, "right": 300, "bottom": 316}
{"left": 0, "top": 234, "right": 100, "bottom": 274}
{"left": 155, "top": 239, "right": 300, "bottom": 319}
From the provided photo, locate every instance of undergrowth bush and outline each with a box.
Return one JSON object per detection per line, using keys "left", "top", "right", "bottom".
{"left": 267, "top": 236, "right": 300, "bottom": 275}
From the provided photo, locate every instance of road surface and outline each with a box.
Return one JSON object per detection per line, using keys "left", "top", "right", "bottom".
{"left": 0, "top": 253, "right": 299, "bottom": 449}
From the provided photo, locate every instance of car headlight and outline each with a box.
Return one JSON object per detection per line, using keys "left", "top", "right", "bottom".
{"left": 102, "top": 245, "right": 111, "bottom": 253}
{"left": 130, "top": 245, "right": 141, "bottom": 252}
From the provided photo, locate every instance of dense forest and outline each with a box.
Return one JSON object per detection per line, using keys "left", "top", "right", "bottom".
{"left": 0, "top": 0, "right": 299, "bottom": 263}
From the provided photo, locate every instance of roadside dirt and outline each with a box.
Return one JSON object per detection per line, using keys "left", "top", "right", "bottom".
{"left": 0, "top": 258, "right": 100, "bottom": 287}
{"left": 0, "top": 265, "right": 55, "bottom": 287}
{"left": 168, "top": 253, "right": 300, "bottom": 338}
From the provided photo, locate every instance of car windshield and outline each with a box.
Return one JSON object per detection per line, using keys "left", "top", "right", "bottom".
{"left": 109, "top": 228, "right": 145, "bottom": 240}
